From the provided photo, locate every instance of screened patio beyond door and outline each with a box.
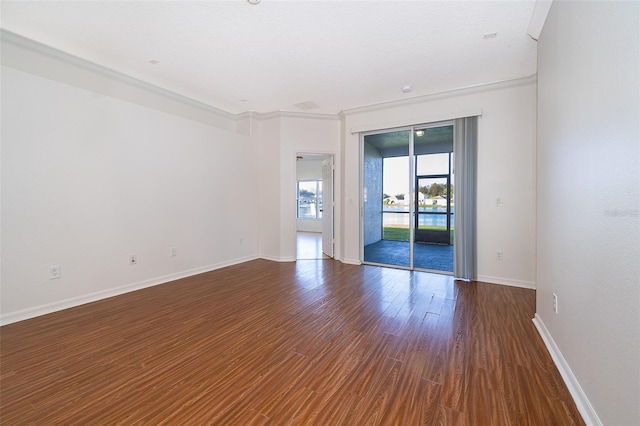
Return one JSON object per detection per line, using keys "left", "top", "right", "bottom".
{"left": 362, "top": 124, "right": 454, "bottom": 273}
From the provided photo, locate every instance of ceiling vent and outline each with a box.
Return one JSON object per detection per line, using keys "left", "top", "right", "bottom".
{"left": 293, "top": 100, "right": 320, "bottom": 110}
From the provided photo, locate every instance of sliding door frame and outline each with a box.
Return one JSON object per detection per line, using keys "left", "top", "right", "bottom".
{"left": 360, "top": 120, "right": 455, "bottom": 273}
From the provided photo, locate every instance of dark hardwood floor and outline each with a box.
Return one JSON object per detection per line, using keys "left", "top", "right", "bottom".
{"left": 0, "top": 259, "right": 584, "bottom": 425}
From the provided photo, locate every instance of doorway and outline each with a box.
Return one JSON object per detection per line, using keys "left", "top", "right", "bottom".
{"left": 362, "top": 123, "right": 454, "bottom": 273}
{"left": 296, "top": 153, "right": 334, "bottom": 260}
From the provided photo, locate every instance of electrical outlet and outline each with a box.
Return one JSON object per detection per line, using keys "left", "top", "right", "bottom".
{"left": 170, "top": 247, "right": 177, "bottom": 257}
{"left": 553, "top": 293, "right": 558, "bottom": 314}
{"left": 496, "top": 250, "right": 503, "bottom": 260}
{"left": 129, "top": 254, "right": 137, "bottom": 265}
{"left": 49, "top": 265, "right": 61, "bottom": 280}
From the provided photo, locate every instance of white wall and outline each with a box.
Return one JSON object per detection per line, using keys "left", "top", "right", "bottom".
{"left": 0, "top": 31, "right": 343, "bottom": 325}
{"left": 341, "top": 78, "right": 537, "bottom": 286}
{"left": 536, "top": 2, "right": 640, "bottom": 425}
{"left": 1, "top": 56, "right": 259, "bottom": 324}
{"left": 296, "top": 159, "right": 323, "bottom": 233}
{"left": 257, "top": 116, "right": 283, "bottom": 261}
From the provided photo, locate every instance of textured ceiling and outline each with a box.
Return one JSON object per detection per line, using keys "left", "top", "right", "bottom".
{"left": 1, "top": 1, "right": 538, "bottom": 115}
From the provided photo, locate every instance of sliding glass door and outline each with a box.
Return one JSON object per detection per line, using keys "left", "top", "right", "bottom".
{"left": 362, "top": 123, "right": 454, "bottom": 273}
{"left": 413, "top": 135, "right": 454, "bottom": 270}
{"left": 362, "top": 130, "right": 412, "bottom": 268}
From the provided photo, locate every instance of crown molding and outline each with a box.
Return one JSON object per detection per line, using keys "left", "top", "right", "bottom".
{"left": 245, "top": 110, "right": 340, "bottom": 121}
{"left": 1, "top": 30, "right": 341, "bottom": 125}
{"left": 527, "top": 0, "right": 554, "bottom": 41}
{"left": 340, "top": 74, "right": 537, "bottom": 117}
{"left": 1, "top": 30, "right": 236, "bottom": 121}
{"left": 2, "top": 29, "right": 535, "bottom": 130}
{"left": 234, "top": 111, "right": 258, "bottom": 120}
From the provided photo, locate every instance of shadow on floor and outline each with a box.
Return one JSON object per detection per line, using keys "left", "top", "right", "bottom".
{"left": 364, "top": 239, "right": 453, "bottom": 272}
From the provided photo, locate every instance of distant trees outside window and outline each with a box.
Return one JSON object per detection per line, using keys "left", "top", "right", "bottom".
{"left": 418, "top": 183, "right": 454, "bottom": 198}
{"left": 297, "top": 180, "right": 323, "bottom": 219}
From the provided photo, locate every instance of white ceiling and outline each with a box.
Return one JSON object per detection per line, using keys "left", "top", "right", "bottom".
{"left": 1, "top": 0, "right": 538, "bottom": 115}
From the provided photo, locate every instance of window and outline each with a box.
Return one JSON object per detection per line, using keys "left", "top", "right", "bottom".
{"left": 297, "top": 180, "right": 323, "bottom": 219}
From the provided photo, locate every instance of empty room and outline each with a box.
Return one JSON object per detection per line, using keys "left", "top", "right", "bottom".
{"left": 1, "top": 1, "right": 638, "bottom": 425}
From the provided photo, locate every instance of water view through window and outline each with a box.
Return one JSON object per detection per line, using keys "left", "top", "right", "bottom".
{"left": 382, "top": 156, "right": 454, "bottom": 242}
{"left": 297, "top": 180, "right": 323, "bottom": 219}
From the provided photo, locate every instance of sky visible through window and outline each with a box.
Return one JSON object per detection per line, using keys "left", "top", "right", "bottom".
{"left": 384, "top": 154, "right": 451, "bottom": 197}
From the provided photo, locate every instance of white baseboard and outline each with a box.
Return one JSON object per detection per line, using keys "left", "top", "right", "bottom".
{"left": 259, "top": 255, "right": 296, "bottom": 262}
{"left": 532, "top": 314, "right": 602, "bottom": 426}
{"left": 0, "top": 255, "right": 259, "bottom": 326}
{"left": 476, "top": 274, "right": 536, "bottom": 289}
{"left": 260, "top": 255, "right": 359, "bottom": 265}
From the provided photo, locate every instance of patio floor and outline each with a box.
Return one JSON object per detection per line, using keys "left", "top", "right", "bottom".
{"left": 364, "top": 239, "right": 453, "bottom": 272}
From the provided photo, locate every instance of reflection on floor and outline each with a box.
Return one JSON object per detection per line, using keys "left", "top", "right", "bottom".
{"left": 364, "top": 239, "right": 454, "bottom": 272}
{"left": 297, "top": 232, "right": 330, "bottom": 260}
{"left": 0, "top": 259, "right": 584, "bottom": 424}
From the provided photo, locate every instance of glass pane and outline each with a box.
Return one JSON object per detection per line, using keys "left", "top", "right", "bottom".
{"left": 413, "top": 124, "right": 454, "bottom": 272}
{"left": 298, "top": 181, "right": 316, "bottom": 198}
{"left": 414, "top": 175, "right": 453, "bottom": 271}
{"left": 416, "top": 153, "right": 449, "bottom": 175}
{"left": 297, "top": 181, "right": 319, "bottom": 219}
{"left": 362, "top": 124, "right": 454, "bottom": 272}
{"left": 317, "top": 182, "right": 323, "bottom": 219}
{"left": 417, "top": 177, "right": 448, "bottom": 231}
{"left": 414, "top": 125, "right": 453, "bottom": 157}
{"left": 298, "top": 199, "right": 316, "bottom": 218}
{"left": 363, "top": 130, "right": 410, "bottom": 268}
{"left": 383, "top": 156, "right": 410, "bottom": 241}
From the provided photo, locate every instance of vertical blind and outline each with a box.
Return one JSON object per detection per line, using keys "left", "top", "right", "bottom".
{"left": 453, "top": 117, "right": 477, "bottom": 281}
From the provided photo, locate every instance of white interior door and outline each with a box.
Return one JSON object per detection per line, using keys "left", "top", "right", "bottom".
{"left": 322, "top": 156, "right": 334, "bottom": 257}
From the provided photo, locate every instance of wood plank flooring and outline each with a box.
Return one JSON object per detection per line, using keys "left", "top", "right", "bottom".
{"left": 296, "top": 232, "right": 330, "bottom": 260}
{"left": 0, "top": 259, "right": 584, "bottom": 425}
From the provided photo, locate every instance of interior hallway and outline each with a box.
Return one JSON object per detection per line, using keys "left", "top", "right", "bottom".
{"left": 296, "top": 232, "right": 330, "bottom": 260}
